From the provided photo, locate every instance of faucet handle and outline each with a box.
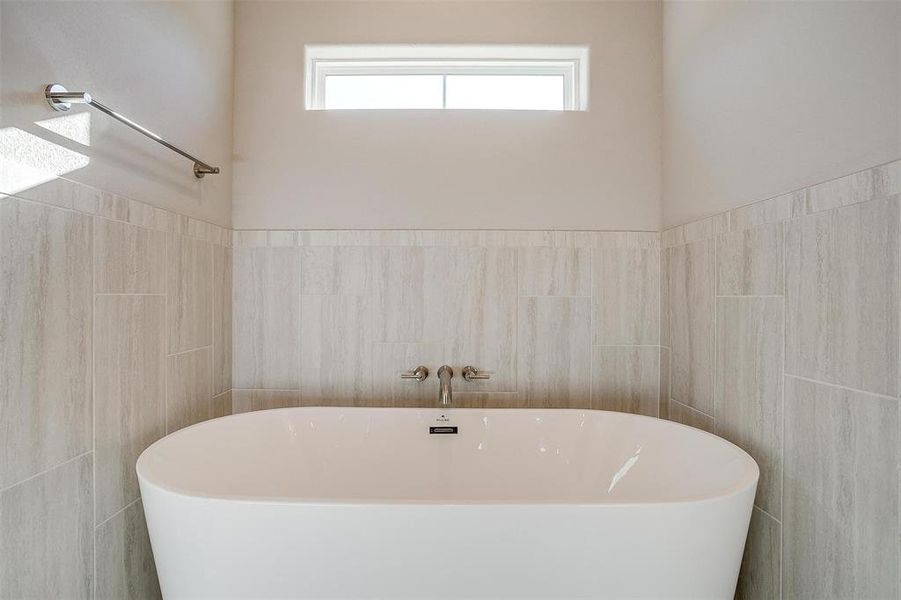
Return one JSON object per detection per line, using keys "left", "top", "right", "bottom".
{"left": 400, "top": 365, "right": 429, "bottom": 382}
{"left": 462, "top": 366, "right": 490, "bottom": 381}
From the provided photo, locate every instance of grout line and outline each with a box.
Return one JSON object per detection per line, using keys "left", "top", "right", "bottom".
{"left": 780, "top": 228, "right": 787, "bottom": 600}
{"left": 95, "top": 292, "right": 166, "bottom": 296}
{"left": 783, "top": 373, "right": 900, "bottom": 402}
{"left": 715, "top": 294, "right": 785, "bottom": 298}
{"left": 753, "top": 504, "right": 783, "bottom": 525}
{"left": 712, "top": 239, "right": 718, "bottom": 432}
{"left": 91, "top": 214, "right": 97, "bottom": 600}
{"left": 232, "top": 387, "right": 304, "bottom": 392}
{"left": 590, "top": 344, "right": 662, "bottom": 348}
{"left": 164, "top": 234, "right": 170, "bottom": 434}
{"left": 0, "top": 450, "right": 93, "bottom": 494}
{"left": 167, "top": 345, "right": 213, "bottom": 359}
{"left": 588, "top": 248, "right": 594, "bottom": 409}
{"left": 93, "top": 496, "right": 141, "bottom": 531}
{"left": 668, "top": 398, "right": 714, "bottom": 420}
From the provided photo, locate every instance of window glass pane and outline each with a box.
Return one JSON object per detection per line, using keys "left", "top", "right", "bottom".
{"left": 445, "top": 75, "right": 565, "bottom": 110}
{"left": 324, "top": 75, "right": 444, "bottom": 109}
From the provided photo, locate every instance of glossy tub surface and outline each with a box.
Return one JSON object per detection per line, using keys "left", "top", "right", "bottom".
{"left": 137, "top": 407, "right": 758, "bottom": 599}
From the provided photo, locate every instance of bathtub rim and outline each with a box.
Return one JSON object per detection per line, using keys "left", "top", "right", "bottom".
{"left": 136, "top": 406, "right": 760, "bottom": 508}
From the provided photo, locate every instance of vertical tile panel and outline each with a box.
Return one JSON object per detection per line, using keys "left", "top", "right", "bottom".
{"left": 783, "top": 376, "right": 899, "bottom": 598}
{"left": 665, "top": 240, "right": 715, "bottom": 413}
{"left": 167, "top": 233, "right": 213, "bottom": 353}
{"left": 715, "top": 222, "right": 783, "bottom": 296}
{"left": 94, "top": 218, "right": 166, "bottom": 294}
{"left": 658, "top": 347, "right": 670, "bottom": 419}
{"left": 425, "top": 248, "right": 518, "bottom": 392}
{"left": 300, "top": 246, "right": 375, "bottom": 296}
{"left": 0, "top": 198, "right": 92, "bottom": 488}
{"left": 785, "top": 196, "right": 899, "bottom": 396}
{"left": 715, "top": 297, "right": 783, "bottom": 516}
{"left": 94, "top": 295, "right": 165, "bottom": 524}
{"left": 517, "top": 247, "right": 590, "bottom": 297}
{"left": 94, "top": 500, "right": 160, "bottom": 600}
{"left": 232, "top": 246, "right": 301, "bottom": 389}
{"left": 299, "top": 295, "right": 371, "bottom": 406}
{"left": 212, "top": 245, "right": 232, "bottom": 395}
{"left": 517, "top": 297, "right": 590, "bottom": 408}
{"left": 0, "top": 454, "right": 93, "bottom": 599}
{"left": 166, "top": 347, "right": 213, "bottom": 433}
{"left": 592, "top": 248, "right": 660, "bottom": 345}
{"left": 735, "top": 507, "right": 781, "bottom": 600}
{"left": 372, "top": 247, "right": 425, "bottom": 343}
{"left": 590, "top": 346, "right": 659, "bottom": 416}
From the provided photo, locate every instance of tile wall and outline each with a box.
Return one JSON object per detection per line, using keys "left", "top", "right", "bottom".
{"left": 230, "top": 230, "right": 662, "bottom": 414}
{"left": 661, "top": 159, "right": 901, "bottom": 598}
{"left": 5, "top": 158, "right": 899, "bottom": 599}
{"left": 0, "top": 178, "right": 232, "bottom": 599}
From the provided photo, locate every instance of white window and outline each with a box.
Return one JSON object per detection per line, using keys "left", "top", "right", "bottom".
{"left": 305, "top": 45, "right": 589, "bottom": 111}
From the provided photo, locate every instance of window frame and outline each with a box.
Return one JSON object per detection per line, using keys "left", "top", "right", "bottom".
{"left": 304, "top": 45, "right": 589, "bottom": 111}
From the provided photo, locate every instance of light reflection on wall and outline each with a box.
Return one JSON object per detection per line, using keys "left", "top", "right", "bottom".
{"left": 35, "top": 112, "right": 91, "bottom": 146}
{"left": 0, "top": 126, "right": 90, "bottom": 195}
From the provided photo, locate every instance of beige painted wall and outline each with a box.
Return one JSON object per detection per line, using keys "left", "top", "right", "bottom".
{"left": 662, "top": 0, "right": 901, "bottom": 228}
{"left": 0, "top": 1, "right": 234, "bottom": 227}
{"left": 233, "top": 0, "right": 662, "bottom": 231}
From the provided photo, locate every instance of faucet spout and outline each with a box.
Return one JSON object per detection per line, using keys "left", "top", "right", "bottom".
{"left": 437, "top": 365, "right": 454, "bottom": 407}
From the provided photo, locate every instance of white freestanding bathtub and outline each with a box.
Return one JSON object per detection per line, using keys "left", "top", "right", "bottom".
{"left": 137, "top": 408, "right": 758, "bottom": 599}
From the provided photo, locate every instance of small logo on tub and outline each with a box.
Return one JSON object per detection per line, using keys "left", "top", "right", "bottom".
{"left": 429, "top": 426, "right": 458, "bottom": 435}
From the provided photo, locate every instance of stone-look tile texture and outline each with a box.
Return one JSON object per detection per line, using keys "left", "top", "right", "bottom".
{"left": 167, "top": 233, "right": 213, "bottom": 354}
{"left": 0, "top": 198, "right": 92, "bottom": 489}
{"left": 166, "top": 348, "right": 213, "bottom": 433}
{"left": 373, "top": 247, "right": 425, "bottom": 343}
{"left": 665, "top": 399, "right": 714, "bottom": 433}
{"left": 235, "top": 232, "right": 662, "bottom": 412}
{"left": 591, "top": 248, "right": 659, "bottom": 345}
{"left": 517, "top": 297, "right": 591, "bottom": 408}
{"left": 783, "top": 377, "right": 898, "bottom": 599}
{"left": 661, "top": 160, "right": 901, "bottom": 599}
{"left": 6, "top": 158, "right": 898, "bottom": 600}
{"left": 232, "top": 389, "right": 303, "bottom": 413}
{"left": 300, "top": 295, "right": 372, "bottom": 405}
{"left": 715, "top": 297, "right": 783, "bottom": 516}
{"left": 518, "top": 247, "right": 590, "bottom": 297}
{"left": 736, "top": 507, "right": 781, "bottom": 600}
{"left": 213, "top": 245, "right": 233, "bottom": 395}
{"left": 424, "top": 248, "right": 518, "bottom": 392}
{"left": 785, "top": 195, "right": 899, "bottom": 396}
{"left": 590, "top": 346, "right": 659, "bottom": 416}
{"left": 94, "top": 218, "right": 166, "bottom": 294}
{"left": 716, "top": 222, "right": 783, "bottom": 296}
{"left": 0, "top": 454, "right": 93, "bottom": 599}
{"left": 94, "top": 295, "right": 166, "bottom": 524}
{"left": 665, "top": 239, "right": 715, "bottom": 414}
{"left": 95, "top": 500, "right": 161, "bottom": 600}
{"left": 232, "top": 246, "right": 302, "bottom": 389}
{"left": 1, "top": 180, "right": 231, "bottom": 600}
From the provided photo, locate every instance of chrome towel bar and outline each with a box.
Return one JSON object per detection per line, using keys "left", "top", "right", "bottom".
{"left": 44, "top": 83, "right": 220, "bottom": 179}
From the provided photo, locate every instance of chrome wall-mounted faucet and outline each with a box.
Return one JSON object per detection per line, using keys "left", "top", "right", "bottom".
{"left": 401, "top": 365, "right": 492, "bottom": 408}
{"left": 437, "top": 365, "right": 454, "bottom": 407}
